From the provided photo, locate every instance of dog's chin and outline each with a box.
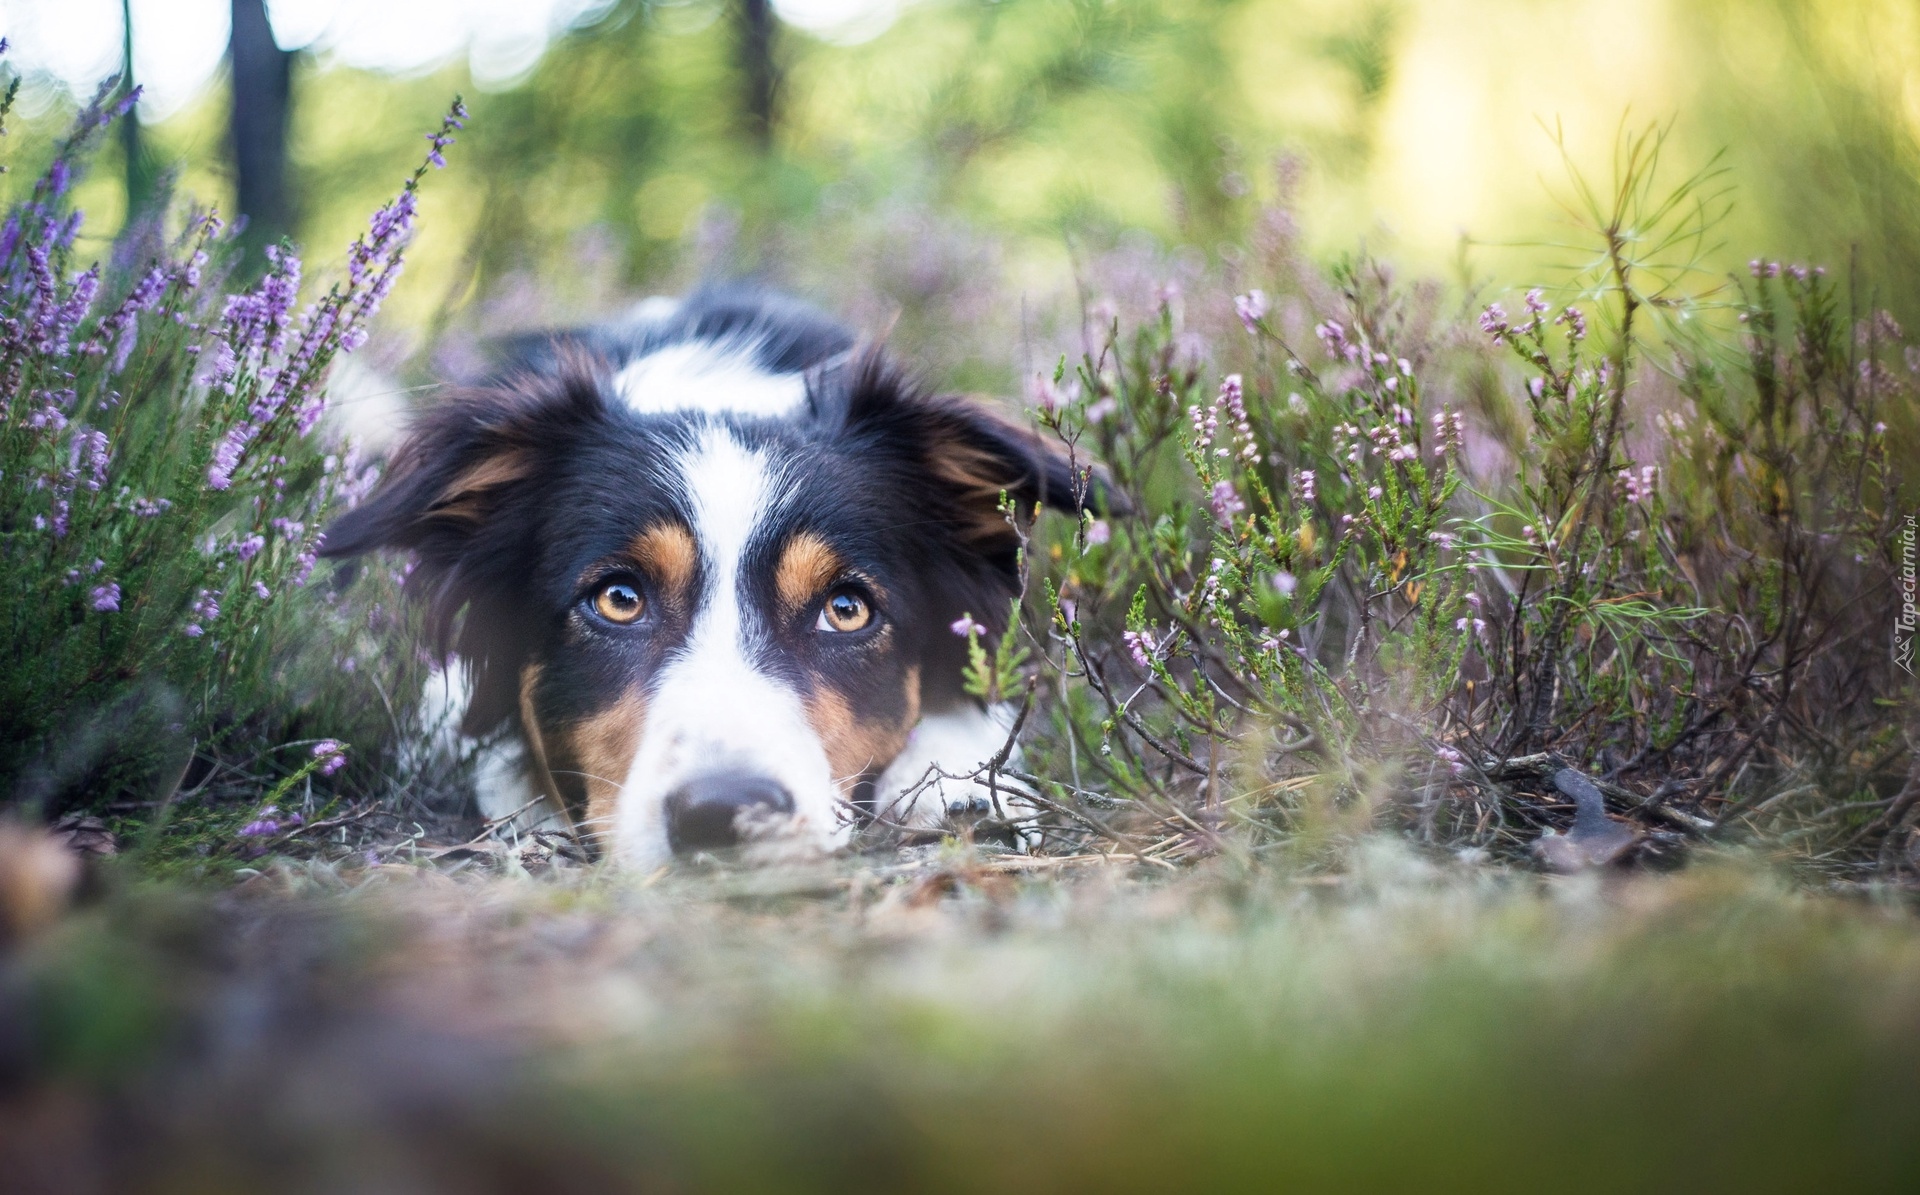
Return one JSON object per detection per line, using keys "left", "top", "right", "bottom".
{"left": 608, "top": 807, "right": 850, "bottom": 870}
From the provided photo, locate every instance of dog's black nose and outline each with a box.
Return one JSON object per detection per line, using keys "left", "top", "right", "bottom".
{"left": 664, "top": 771, "right": 795, "bottom": 853}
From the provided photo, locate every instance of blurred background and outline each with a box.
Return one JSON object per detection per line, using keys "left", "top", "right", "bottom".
{"left": 4, "top": 0, "right": 1917, "bottom": 396}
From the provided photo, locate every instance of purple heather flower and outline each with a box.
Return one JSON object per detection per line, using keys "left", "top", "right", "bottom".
{"left": 1555, "top": 304, "right": 1588, "bottom": 342}
{"left": 207, "top": 427, "right": 248, "bottom": 490}
{"left": 223, "top": 246, "right": 303, "bottom": 355}
{"left": 1029, "top": 373, "right": 1079, "bottom": 413}
{"left": 233, "top": 533, "right": 265, "bottom": 562}
{"left": 1477, "top": 304, "right": 1510, "bottom": 344}
{"left": 183, "top": 624, "right": 204, "bottom": 638}
{"left": 1122, "top": 630, "right": 1155, "bottom": 671}
{"left": 189, "top": 589, "right": 221, "bottom": 623}
{"left": 197, "top": 338, "right": 237, "bottom": 389}
{"left": 1271, "top": 570, "right": 1298, "bottom": 597}
{"left": 238, "top": 818, "right": 280, "bottom": 838}
{"left": 950, "top": 614, "right": 985, "bottom": 638}
{"left": 312, "top": 739, "right": 349, "bottom": 776}
{"left": 89, "top": 583, "right": 121, "bottom": 613}
{"left": 1085, "top": 519, "right": 1111, "bottom": 546}
{"left": 1234, "top": 289, "right": 1268, "bottom": 333}
{"left": 72, "top": 428, "right": 110, "bottom": 491}
{"left": 1295, "top": 469, "right": 1316, "bottom": 502}
{"left": 1210, "top": 480, "right": 1245, "bottom": 525}
{"left": 253, "top": 581, "right": 271, "bottom": 600}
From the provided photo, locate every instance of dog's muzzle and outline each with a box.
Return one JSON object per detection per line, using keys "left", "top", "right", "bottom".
{"left": 663, "top": 771, "right": 796, "bottom": 853}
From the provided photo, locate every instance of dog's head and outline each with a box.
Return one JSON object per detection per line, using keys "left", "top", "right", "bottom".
{"left": 323, "top": 312, "right": 1100, "bottom": 866}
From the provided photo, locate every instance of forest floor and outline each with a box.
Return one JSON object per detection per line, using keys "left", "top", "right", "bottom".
{"left": 4, "top": 837, "right": 1920, "bottom": 1192}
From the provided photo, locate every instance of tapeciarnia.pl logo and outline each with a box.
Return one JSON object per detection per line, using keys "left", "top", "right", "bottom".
{"left": 1899, "top": 513, "right": 1916, "bottom": 676}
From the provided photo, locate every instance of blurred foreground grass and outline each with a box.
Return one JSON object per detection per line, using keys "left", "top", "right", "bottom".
{"left": 4, "top": 846, "right": 1918, "bottom": 1192}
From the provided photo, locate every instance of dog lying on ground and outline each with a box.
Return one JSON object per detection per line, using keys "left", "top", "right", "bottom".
{"left": 322, "top": 288, "right": 1105, "bottom": 867}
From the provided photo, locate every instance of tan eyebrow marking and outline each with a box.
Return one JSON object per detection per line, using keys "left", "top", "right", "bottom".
{"left": 627, "top": 522, "right": 698, "bottom": 613}
{"left": 804, "top": 665, "right": 921, "bottom": 791}
{"left": 774, "top": 531, "right": 847, "bottom": 617}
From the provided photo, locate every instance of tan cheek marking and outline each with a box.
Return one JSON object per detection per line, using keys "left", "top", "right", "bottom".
{"left": 806, "top": 665, "right": 921, "bottom": 790}
{"left": 557, "top": 692, "right": 649, "bottom": 847}
{"left": 629, "top": 523, "right": 698, "bottom": 613}
{"left": 775, "top": 531, "right": 846, "bottom": 618}
{"left": 517, "top": 663, "right": 574, "bottom": 831}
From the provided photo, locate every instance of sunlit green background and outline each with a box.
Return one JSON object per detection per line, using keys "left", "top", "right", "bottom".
{"left": 22, "top": 0, "right": 1920, "bottom": 371}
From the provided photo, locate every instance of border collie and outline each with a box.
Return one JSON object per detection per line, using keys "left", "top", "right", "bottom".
{"left": 322, "top": 287, "right": 1104, "bottom": 868}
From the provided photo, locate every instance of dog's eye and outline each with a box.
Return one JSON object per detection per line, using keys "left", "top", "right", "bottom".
{"left": 816, "top": 588, "right": 872, "bottom": 633}
{"left": 592, "top": 580, "right": 645, "bottom": 625}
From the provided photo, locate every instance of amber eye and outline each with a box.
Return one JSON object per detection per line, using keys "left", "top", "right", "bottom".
{"left": 592, "top": 580, "right": 645, "bottom": 624}
{"left": 816, "top": 588, "right": 872, "bottom": 633}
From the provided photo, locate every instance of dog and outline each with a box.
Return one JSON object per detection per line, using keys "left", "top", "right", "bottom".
{"left": 322, "top": 287, "right": 1104, "bottom": 867}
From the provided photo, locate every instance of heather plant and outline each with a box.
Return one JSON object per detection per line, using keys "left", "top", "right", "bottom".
{"left": 0, "top": 68, "right": 469, "bottom": 834}
{"left": 978, "top": 128, "right": 1913, "bottom": 876}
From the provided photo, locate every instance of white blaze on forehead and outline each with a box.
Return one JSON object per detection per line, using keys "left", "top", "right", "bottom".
{"left": 608, "top": 424, "right": 848, "bottom": 867}
{"left": 613, "top": 339, "right": 808, "bottom": 419}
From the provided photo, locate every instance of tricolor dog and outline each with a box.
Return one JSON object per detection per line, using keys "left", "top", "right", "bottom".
{"left": 323, "top": 288, "right": 1103, "bottom": 868}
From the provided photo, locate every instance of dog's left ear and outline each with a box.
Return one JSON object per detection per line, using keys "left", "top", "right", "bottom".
{"left": 836, "top": 352, "right": 1123, "bottom": 548}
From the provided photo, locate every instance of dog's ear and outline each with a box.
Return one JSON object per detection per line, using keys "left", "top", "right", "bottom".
{"left": 835, "top": 351, "right": 1121, "bottom": 550}
{"left": 321, "top": 364, "right": 608, "bottom": 733}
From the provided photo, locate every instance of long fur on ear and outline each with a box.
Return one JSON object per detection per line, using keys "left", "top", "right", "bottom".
{"left": 321, "top": 360, "right": 609, "bottom": 733}
{"left": 827, "top": 349, "right": 1125, "bottom": 682}
{"left": 836, "top": 349, "right": 1122, "bottom": 546}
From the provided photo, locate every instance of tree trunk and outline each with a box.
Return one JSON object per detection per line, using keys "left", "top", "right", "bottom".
{"left": 228, "top": 0, "right": 292, "bottom": 248}
{"left": 118, "top": 0, "right": 155, "bottom": 221}
{"left": 734, "top": 0, "right": 779, "bottom": 151}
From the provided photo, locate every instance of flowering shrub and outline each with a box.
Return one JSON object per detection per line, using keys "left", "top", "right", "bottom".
{"left": 0, "top": 66, "right": 467, "bottom": 820}
{"left": 996, "top": 132, "right": 1911, "bottom": 875}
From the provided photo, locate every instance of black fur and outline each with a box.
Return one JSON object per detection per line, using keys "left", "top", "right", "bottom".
{"left": 323, "top": 288, "right": 1108, "bottom": 758}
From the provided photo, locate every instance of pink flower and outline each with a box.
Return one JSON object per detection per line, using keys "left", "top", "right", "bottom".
{"left": 1122, "top": 630, "right": 1155, "bottom": 670}
{"left": 1478, "top": 304, "right": 1510, "bottom": 345}
{"left": 312, "top": 739, "right": 349, "bottom": 776}
{"left": 1210, "top": 480, "right": 1246, "bottom": 525}
{"left": 951, "top": 614, "right": 985, "bottom": 638}
{"left": 1085, "top": 519, "right": 1111, "bottom": 546}
{"left": 1234, "top": 289, "right": 1268, "bottom": 333}
{"left": 89, "top": 583, "right": 120, "bottom": 612}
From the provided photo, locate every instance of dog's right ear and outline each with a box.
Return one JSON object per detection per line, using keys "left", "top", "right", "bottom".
{"left": 320, "top": 364, "right": 608, "bottom": 732}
